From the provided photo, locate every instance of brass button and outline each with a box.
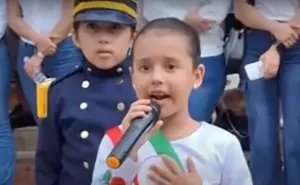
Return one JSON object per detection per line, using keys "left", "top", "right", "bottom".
{"left": 81, "top": 81, "right": 90, "bottom": 88}
{"left": 117, "top": 102, "right": 125, "bottom": 111}
{"left": 117, "top": 67, "right": 123, "bottom": 73}
{"left": 116, "top": 78, "right": 124, "bottom": 85}
{"left": 80, "top": 102, "right": 88, "bottom": 110}
{"left": 87, "top": 67, "right": 92, "bottom": 72}
{"left": 80, "top": 131, "right": 89, "bottom": 139}
{"left": 83, "top": 161, "right": 89, "bottom": 169}
{"left": 23, "top": 56, "right": 29, "bottom": 62}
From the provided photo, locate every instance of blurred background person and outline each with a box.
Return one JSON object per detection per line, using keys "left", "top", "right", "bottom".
{"left": 0, "top": 0, "right": 15, "bottom": 184}
{"left": 7, "top": 0, "right": 82, "bottom": 123}
{"left": 235, "top": 0, "right": 300, "bottom": 184}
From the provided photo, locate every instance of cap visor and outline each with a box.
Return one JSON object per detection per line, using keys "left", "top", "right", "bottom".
{"left": 74, "top": 10, "right": 135, "bottom": 25}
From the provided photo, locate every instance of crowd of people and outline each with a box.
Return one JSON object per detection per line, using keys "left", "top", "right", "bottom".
{"left": 0, "top": 0, "right": 300, "bottom": 185}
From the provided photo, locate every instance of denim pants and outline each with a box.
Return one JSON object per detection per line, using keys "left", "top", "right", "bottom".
{"left": 241, "top": 29, "right": 300, "bottom": 185}
{"left": 17, "top": 37, "right": 82, "bottom": 123}
{"left": 0, "top": 37, "right": 15, "bottom": 185}
{"left": 189, "top": 54, "right": 226, "bottom": 122}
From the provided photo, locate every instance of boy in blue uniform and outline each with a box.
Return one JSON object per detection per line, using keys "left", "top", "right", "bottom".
{"left": 35, "top": 1, "right": 137, "bottom": 185}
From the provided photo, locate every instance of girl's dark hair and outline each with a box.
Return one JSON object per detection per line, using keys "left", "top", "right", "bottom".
{"left": 132, "top": 18, "right": 201, "bottom": 68}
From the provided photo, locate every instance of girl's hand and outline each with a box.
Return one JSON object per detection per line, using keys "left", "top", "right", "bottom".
{"left": 121, "top": 99, "right": 163, "bottom": 160}
{"left": 149, "top": 156, "right": 202, "bottom": 185}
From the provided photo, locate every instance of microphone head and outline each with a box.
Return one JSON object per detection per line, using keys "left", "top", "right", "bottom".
{"left": 150, "top": 101, "right": 161, "bottom": 117}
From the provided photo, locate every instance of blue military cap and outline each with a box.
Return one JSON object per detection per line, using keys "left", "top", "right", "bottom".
{"left": 73, "top": 0, "right": 137, "bottom": 26}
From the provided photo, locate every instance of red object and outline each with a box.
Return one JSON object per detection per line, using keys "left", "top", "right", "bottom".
{"left": 111, "top": 177, "right": 126, "bottom": 185}
{"left": 106, "top": 127, "right": 140, "bottom": 185}
{"left": 133, "top": 175, "right": 139, "bottom": 185}
{"left": 106, "top": 127, "right": 123, "bottom": 145}
{"left": 15, "top": 164, "right": 35, "bottom": 185}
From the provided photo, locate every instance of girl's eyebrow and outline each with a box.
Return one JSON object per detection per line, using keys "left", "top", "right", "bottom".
{"left": 135, "top": 57, "right": 151, "bottom": 64}
{"left": 163, "top": 56, "right": 180, "bottom": 63}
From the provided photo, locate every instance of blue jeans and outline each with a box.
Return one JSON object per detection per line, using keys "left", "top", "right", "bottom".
{"left": 189, "top": 54, "right": 226, "bottom": 122}
{"left": 0, "top": 38, "right": 15, "bottom": 185}
{"left": 17, "top": 37, "right": 82, "bottom": 123}
{"left": 241, "top": 29, "right": 300, "bottom": 185}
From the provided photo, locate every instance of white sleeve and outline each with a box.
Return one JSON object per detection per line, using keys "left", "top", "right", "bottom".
{"left": 198, "top": 0, "right": 232, "bottom": 23}
{"left": 220, "top": 136, "right": 253, "bottom": 185}
{"left": 202, "top": 181, "right": 214, "bottom": 185}
{"left": 91, "top": 135, "right": 140, "bottom": 185}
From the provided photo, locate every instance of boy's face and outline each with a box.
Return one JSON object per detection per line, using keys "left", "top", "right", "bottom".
{"left": 132, "top": 31, "right": 204, "bottom": 118}
{"left": 73, "top": 22, "right": 133, "bottom": 69}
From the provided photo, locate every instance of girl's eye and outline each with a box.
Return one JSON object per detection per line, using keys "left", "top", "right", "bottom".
{"left": 139, "top": 65, "right": 149, "bottom": 71}
{"left": 167, "top": 64, "right": 177, "bottom": 71}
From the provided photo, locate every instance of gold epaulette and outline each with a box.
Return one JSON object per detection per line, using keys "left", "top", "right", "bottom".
{"left": 36, "top": 78, "right": 56, "bottom": 119}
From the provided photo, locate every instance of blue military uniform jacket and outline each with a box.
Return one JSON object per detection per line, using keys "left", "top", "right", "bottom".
{"left": 35, "top": 58, "right": 136, "bottom": 185}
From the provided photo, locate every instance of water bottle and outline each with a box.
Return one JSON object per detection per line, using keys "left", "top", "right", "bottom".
{"left": 23, "top": 56, "right": 48, "bottom": 84}
{"left": 33, "top": 71, "right": 48, "bottom": 84}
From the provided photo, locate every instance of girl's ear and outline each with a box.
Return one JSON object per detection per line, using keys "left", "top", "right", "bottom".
{"left": 193, "top": 64, "right": 205, "bottom": 89}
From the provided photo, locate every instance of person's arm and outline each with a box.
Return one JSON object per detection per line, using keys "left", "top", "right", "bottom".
{"left": 184, "top": 0, "right": 231, "bottom": 33}
{"left": 233, "top": 0, "right": 278, "bottom": 32}
{"left": 220, "top": 136, "right": 253, "bottom": 185}
{"left": 290, "top": 8, "right": 300, "bottom": 26}
{"left": 49, "top": 0, "right": 73, "bottom": 44}
{"left": 7, "top": 0, "right": 39, "bottom": 42}
{"left": 292, "top": 8, "right": 300, "bottom": 20}
{"left": 136, "top": 0, "right": 147, "bottom": 31}
{"left": 7, "top": 0, "right": 56, "bottom": 56}
{"left": 234, "top": 0, "right": 300, "bottom": 48}
{"left": 35, "top": 87, "right": 62, "bottom": 185}
{"left": 91, "top": 133, "right": 140, "bottom": 185}
{"left": 198, "top": 0, "right": 231, "bottom": 24}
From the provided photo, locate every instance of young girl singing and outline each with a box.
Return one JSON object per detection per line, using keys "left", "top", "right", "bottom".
{"left": 92, "top": 18, "right": 252, "bottom": 185}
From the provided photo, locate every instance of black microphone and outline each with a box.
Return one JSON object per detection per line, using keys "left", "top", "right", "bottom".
{"left": 106, "top": 102, "right": 161, "bottom": 169}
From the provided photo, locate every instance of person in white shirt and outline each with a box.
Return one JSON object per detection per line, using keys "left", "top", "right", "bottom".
{"left": 140, "top": 0, "right": 231, "bottom": 122}
{"left": 92, "top": 18, "right": 252, "bottom": 185}
{"left": 0, "top": 1, "right": 15, "bottom": 184}
{"left": 7, "top": 0, "right": 82, "bottom": 123}
{"left": 234, "top": 0, "right": 300, "bottom": 185}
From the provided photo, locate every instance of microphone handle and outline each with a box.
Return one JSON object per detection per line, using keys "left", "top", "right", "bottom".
{"left": 108, "top": 113, "right": 159, "bottom": 167}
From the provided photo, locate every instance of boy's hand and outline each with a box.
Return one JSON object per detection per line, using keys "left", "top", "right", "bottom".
{"left": 149, "top": 156, "right": 202, "bottom": 185}
{"left": 121, "top": 99, "right": 163, "bottom": 159}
